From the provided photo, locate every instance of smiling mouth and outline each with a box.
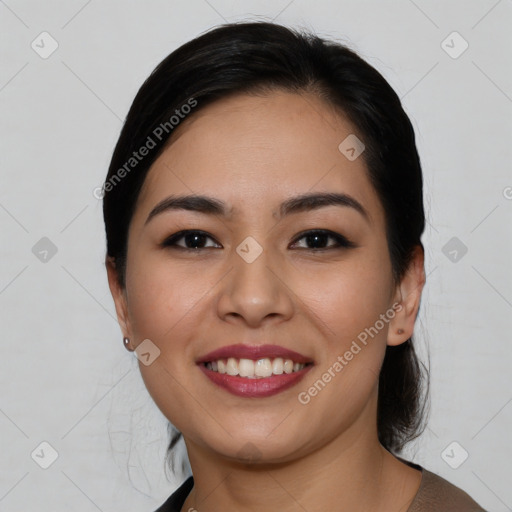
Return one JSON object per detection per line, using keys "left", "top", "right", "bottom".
{"left": 201, "top": 357, "right": 314, "bottom": 379}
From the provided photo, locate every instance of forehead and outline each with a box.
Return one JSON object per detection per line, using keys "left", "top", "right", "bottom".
{"left": 134, "top": 90, "right": 383, "bottom": 224}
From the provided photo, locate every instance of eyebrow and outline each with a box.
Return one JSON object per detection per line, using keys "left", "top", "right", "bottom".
{"left": 144, "top": 192, "right": 370, "bottom": 225}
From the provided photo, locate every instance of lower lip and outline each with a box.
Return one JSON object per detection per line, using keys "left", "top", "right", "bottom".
{"left": 198, "top": 364, "right": 313, "bottom": 398}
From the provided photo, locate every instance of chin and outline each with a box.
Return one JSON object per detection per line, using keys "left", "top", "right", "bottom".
{"left": 204, "top": 431, "right": 308, "bottom": 464}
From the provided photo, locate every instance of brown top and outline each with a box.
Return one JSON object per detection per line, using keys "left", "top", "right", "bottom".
{"left": 407, "top": 467, "right": 486, "bottom": 511}
{"left": 155, "top": 466, "right": 487, "bottom": 511}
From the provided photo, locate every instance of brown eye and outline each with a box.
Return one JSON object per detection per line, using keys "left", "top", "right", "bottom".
{"left": 290, "top": 229, "right": 356, "bottom": 250}
{"left": 161, "top": 229, "right": 356, "bottom": 252}
{"left": 162, "top": 230, "right": 221, "bottom": 250}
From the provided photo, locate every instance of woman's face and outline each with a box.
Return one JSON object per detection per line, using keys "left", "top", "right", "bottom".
{"left": 108, "top": 90, "right": 419, "bottom": 463}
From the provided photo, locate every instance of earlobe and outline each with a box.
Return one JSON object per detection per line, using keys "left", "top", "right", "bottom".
{"left": 105, "top": 256, "right": 132, "bottom": 340}
{"left": 387, "top": 245, "right": 425, "bottom": 347}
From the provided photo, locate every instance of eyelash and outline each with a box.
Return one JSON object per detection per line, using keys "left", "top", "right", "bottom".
{"left": 161, "top": 229, "right": 356, "bottom": 252}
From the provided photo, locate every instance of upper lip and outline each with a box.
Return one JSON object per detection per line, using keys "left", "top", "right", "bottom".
{"left": 196, "top": 344, "right": 314, "bottom": 364}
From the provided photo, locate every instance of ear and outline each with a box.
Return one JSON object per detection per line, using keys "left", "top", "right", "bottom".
{"left": 105, "top": 256, "right": 132, "bottom": 345}
{"left": 387, "top": 245, "right": 425, "bottom": 346}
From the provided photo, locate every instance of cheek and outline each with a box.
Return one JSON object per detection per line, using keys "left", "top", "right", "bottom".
{"left": 298, "top": 253, "right": 393, "bottom": 345}
{"left": 124, "top": 257, "right": 209, "bottom": 426}
{"left": 125, "top": 252, "right": 208, "bottom": 340}
{"left": 291, "top": 259, "right": 392, "bottom": 432}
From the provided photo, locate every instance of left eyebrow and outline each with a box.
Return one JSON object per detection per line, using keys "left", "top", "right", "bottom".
{"left": 144, "top": 191, "right": 370, "bottom": 226}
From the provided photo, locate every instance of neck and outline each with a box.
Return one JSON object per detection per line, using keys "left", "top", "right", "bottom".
{"left": 180, "top": 392, "right": 422, "bottom": 512}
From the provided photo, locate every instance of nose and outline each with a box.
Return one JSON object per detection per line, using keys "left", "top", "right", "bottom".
{"left": 216, "top": 240, "right": 294, "bottom": 329}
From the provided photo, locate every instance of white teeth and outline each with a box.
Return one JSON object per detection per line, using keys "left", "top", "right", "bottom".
{"left": 255, "top": 358, "right": 273, "bottom": 377}
{"left": 238, "top": 358, "right": 255, "bottom": 377}
{"left": 205, "top": 357, "right": 308, "bottom": 378}
{"left": 272, "top": 358, "right": 284, "bottom": 375}
{"left": 226, "top": 357, "right": 239, "bottom": 376}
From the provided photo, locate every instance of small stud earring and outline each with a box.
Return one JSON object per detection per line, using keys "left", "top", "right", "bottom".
{"left": 123, "top": 337, "right": 132, "bottom": 351}
{"left": 397, "top": 329, "right": 404, "bottom": 335}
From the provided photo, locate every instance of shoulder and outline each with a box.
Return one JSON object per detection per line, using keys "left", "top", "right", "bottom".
{"left": 153, "top": 476, "right": 194, "bottom": 512}
{"left": 408, "top": 467, "right": 487, "bottom": 512}
{"left": 153, "top": 469, "right": 487, "bottom": 512}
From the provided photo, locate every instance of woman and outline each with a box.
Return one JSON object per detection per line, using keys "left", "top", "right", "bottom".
{"left": 103, "top": 21, "right": 486, "bottom": 511}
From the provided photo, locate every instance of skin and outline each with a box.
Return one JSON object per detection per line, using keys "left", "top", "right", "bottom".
{"left": 107, "top": 90, "right": 425, "bottom": 512}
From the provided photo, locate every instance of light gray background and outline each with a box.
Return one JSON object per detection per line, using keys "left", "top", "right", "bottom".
{"left": 1, "top": 1, "right": 511, "bottom": 510}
